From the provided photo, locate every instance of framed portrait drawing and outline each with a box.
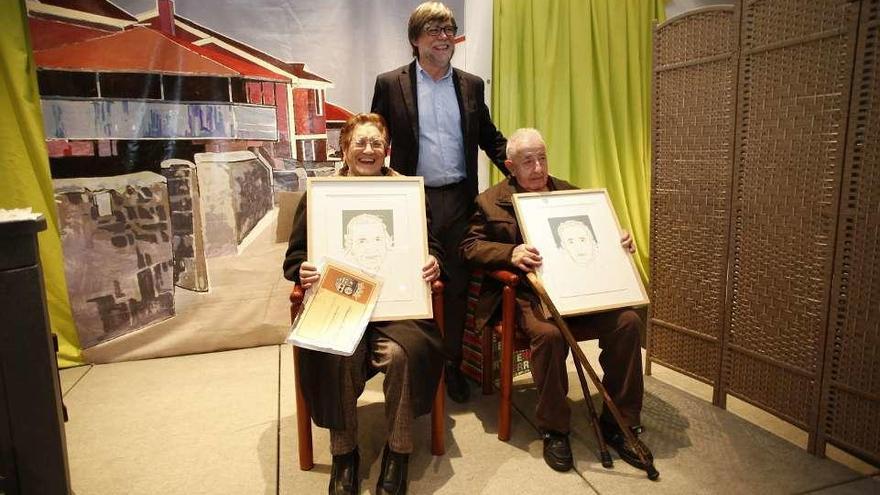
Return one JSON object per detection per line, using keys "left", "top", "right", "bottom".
{"left": 512, "top": 189, "right": 648, "bottom": 316}
{"left": 307, "top": 177, "right": 432, "bottom": 321}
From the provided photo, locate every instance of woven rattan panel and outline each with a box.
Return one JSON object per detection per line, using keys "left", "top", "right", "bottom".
{"left": 818, "top": 0, "right": 880, "bottom": 465}
{"left": 649, "top": 7, "right": 737, "bottom": 385}
{"left": 725, "top": 0, "right": 860, "bottom": 429}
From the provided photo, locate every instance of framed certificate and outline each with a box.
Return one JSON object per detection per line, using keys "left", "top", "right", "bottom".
{"left": 512, "top": 188, "right": 649, "bottom": 316}
{"left": 307, "top": 177, "right": 432, "bottom": 321}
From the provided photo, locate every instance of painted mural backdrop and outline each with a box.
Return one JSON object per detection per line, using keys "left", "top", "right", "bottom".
{"left": 26, "top": 0, "right": 471, "bottom": 360}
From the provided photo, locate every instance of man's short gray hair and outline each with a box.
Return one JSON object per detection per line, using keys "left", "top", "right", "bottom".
{"left": 505, "top": 128, "right": 545, "bottom": 159}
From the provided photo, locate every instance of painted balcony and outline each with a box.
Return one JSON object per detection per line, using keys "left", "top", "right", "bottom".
{"left": 42, "top": 98, "right": 278, "bottom": 141}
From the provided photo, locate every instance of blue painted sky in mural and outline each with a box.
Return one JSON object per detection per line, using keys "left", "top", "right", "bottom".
{"left": 111, "top": 0, "right": 466, "bottom": 112}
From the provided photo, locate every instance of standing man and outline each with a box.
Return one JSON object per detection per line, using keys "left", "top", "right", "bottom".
{"left": 372, "top": 1, "right": 508, "bottom": 403}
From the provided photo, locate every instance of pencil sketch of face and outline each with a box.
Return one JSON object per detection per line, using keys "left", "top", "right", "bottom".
{"left": 342, "top": 210, "right": 394, "bottom": 272}
{"left": 550, "top": 216, "right": 598, "bottom": 265}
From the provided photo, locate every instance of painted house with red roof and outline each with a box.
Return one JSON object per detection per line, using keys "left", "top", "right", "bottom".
{"left": 27, "top": 0, "right": 353, "bottom": 176}
{"left": 138, "top": 0, "right": 354, "bottom": 164}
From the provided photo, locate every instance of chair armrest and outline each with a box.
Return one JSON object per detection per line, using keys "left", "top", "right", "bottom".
{"left": 487, "top": 269, "right": 520, "bottom": 287}
{"left": 431, "top": 280, "right": 444, "bottom": 295}
{"left": 290, "top": 284, "right": 305, "bottom": 324}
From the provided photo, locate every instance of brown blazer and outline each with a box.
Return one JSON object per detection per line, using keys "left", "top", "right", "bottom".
{"left": 282, "top": 169, "right": 446, "bottom": 429}
{"left": 459, "top": 176, "right": 577, "bottom": 333}
{"left": 371, "top": 61, "right": 508, "bottom": 200}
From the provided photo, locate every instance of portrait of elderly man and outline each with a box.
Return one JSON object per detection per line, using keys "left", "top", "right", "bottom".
{"left": 283, "top": 113, "right": 445, "bottom": 495}
{"left": 550, "top": 216, "right": 600, "bottom": 265}
{"left": 460, "top": 128, "right": 653, "bottom": 473}
{"left": 343, "top": 211, "right": 394, "bottom": 273}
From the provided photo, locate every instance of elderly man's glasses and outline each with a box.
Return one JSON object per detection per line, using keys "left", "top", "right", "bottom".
{"left": 425, "top": 24, "right": 457, "bottom": 38}
{"left": 352, "top": 138, "right": 386, "bottom": 151}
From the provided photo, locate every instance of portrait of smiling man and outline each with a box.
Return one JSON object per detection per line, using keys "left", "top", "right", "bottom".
{"left": 342, "top": 211, "right": 394, "bottom": 274}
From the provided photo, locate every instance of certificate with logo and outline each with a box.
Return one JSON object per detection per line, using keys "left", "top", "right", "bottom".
{"left": 287, "top": 258, "right": 382, "bottom": 356}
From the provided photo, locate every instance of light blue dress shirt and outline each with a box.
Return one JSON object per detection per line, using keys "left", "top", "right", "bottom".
{"left": 415, "top": 60, "right": 466, "bottom": 187}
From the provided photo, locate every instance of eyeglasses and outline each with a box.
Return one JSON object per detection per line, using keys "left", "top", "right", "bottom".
{"left": 424, "top": 24, "right": 457, "bottom": 38}
{"left": 352, "top": 138, "right": 387, "bottom": 151}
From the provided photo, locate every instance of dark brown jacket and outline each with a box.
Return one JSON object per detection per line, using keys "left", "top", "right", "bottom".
{"left": 371, "top": 61, "right": 508, "bottom": 200}
{"left": 282, "top": 171, "right": 445, "bottom": 429}
{"left": 459, "top": 176, "right": 577, "bottom": 333}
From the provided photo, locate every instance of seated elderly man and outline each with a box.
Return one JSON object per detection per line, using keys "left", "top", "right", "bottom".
{"left": 459, "top": 128, "right": 652, "bottom": 472}
{"left": 284, "top": 113, "right": 445, "bottom": 495}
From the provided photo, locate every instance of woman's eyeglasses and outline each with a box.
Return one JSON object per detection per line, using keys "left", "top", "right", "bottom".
{"left": 352, "top": 138, "right": 387, "bottom": 151}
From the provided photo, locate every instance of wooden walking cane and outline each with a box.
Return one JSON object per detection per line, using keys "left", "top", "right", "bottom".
{"left": 525, "top": 272, "right": 660, "bottom": 481}
{"left": 571, "top": 343, "right": 614, "bottom": 468}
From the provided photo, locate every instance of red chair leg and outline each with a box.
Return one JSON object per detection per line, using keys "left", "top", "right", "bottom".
{"left": 498, "top": 285, "right": 516, "bottom": 441}
{"left": 499, "top": 327, "right": 514, "bottom": 441}
{"left": 293, "top": 346, "right": 314, "bottom": 470}
{"left": 430, "top": 281, "right": 445, "bottom": 456}
{"left": 431, "top": 373, "right": 445, "bottom": 455}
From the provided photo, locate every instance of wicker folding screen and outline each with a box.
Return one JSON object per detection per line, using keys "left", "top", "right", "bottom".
{"left": 650, "top": 0, "right": 879, "bottom": 464}
{"left": 725, "top": 0, "right": 860, "bottom": 451}
{"left": 817, "top": 0, "right": 880, "bottom": 465}
{"left": 648, "top": 6, "right": 737, "bottom": 398}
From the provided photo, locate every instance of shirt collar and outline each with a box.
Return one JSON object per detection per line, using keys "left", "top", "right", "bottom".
{"left": 415, "top": 58, "right": 453, "bottom": 81}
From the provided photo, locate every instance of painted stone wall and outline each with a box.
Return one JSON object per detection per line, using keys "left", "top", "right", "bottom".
{"left": 195, "top": 151, "right": 273, "bottom": 257}
{"left": 54, "top": 172, "right": 175, "bottom": 348}
{"left": 160, "top": 159, "right": 209, "bottom": 292}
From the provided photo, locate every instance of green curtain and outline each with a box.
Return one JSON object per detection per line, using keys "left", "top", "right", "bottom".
{"left": 492, "top": 0, "right": 664, "bottom": 281}
{"left": 1, "top": 0, "right": 82, "bottom": 366}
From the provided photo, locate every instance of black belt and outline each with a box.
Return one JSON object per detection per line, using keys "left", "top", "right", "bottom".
{"left": 425, "top": 180, "right": 466, "bottom": 192}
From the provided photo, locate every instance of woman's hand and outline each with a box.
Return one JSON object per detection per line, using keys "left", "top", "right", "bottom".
{"left": 299, "top": 261, "right": 320, "bottom": 289}
{"left": 422, "top": 255, "right": 440, "bottom": 283}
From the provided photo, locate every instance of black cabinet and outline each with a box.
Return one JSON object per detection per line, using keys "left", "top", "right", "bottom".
{"left": 0, "top": 216, "right": 71, "bottom": 494}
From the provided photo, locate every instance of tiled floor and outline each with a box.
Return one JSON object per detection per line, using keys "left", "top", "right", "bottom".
{"left": 60, "top": 343, "right": 879, "bottom": 494}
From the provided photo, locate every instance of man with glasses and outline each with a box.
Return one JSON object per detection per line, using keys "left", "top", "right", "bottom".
{"left": 372, "top": 1, "right": 508, "bottom": 404}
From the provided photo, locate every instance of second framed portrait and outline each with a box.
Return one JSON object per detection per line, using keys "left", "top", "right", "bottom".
{"left": 512, "top": 189, "right": 648, "bottom": 316}
{"left": 307, "top": 176, "right": 432, "bottom": 321}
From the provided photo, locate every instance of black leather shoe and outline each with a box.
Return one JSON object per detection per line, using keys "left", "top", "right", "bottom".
{"left": 328, "top": 448, "right": 359, "bottom": 495}
{"left": 601, "top": 420, "right": 653, "bottom": 470}
{"left": 542, "top": 431, "right": 574, "bottom": 472}
{"left": 376, "top": 444, "right": 409, "bottom": 494}
{"left": 445, "top": 363, "right": 471, "bottom": 403}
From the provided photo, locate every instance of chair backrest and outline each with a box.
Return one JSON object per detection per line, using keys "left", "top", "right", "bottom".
{"left": 461, "top": 269, "right": 531, "bottom": 385}
{"left": 276, "top": 191, "right": 304, "bottom": 243}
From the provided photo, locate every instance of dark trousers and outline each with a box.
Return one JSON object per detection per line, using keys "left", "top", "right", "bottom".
{"left": 515, "top": 294, "right": 644, "bottom": 434}
{"left": 425, "top": 181, "right": 472, "bottom": 363}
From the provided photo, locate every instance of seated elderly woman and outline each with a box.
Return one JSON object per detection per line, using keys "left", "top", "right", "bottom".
{"left": 282, "top": 113, "right": 445, "bottom": 495}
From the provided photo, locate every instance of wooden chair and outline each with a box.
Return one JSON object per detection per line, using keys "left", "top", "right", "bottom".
{"left": 290, "top": 281, "right": 446, "bottom": 470}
